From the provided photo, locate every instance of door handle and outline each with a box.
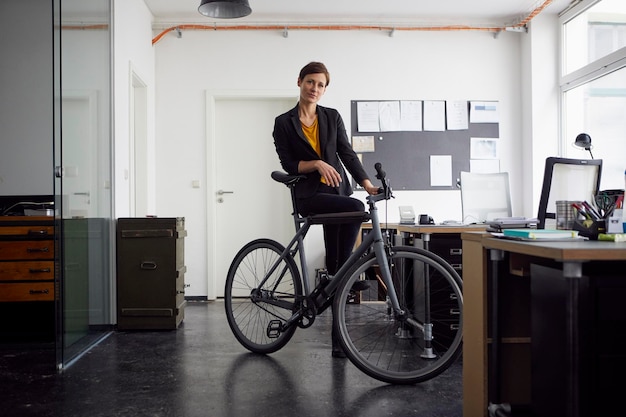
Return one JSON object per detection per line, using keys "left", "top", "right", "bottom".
{"left": 217, "top": 190, "right": 234, "bottom": 195}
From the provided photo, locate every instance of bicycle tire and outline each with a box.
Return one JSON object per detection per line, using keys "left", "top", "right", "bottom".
{"left": 333, "top": 246, "right": 463, "bottom": 384}
{"left": 224, "top": 238, "right": 303, "bottom": 354}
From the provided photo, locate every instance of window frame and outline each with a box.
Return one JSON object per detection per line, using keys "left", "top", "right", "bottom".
{"left": 559, "top": 0, "right": 626, "bottom": 181}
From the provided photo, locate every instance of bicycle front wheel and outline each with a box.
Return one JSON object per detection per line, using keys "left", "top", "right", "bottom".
{"left": 224, "top": 238, "right": 302, "bottom": 354}
{"left": 334, "top": 246, "right": 463, "bottom": 384}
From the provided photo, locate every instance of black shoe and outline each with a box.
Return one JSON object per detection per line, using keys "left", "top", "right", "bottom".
{"left": 351, "top": 280, "right": 370, "bottom": 292}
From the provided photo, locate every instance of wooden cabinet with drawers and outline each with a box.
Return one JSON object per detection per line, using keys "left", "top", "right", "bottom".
{"left": 0, "top": 216, "right": 56, "bottom": 341}
{"left": 0, "top": 216, "right": 55, "bottom": 302}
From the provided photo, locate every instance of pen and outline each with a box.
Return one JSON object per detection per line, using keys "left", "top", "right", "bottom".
{"left": 581, "top": 201, "right": 600, "bottom": 219}
{"left": 571, "top": 203, "right": 589, "bottom": 220}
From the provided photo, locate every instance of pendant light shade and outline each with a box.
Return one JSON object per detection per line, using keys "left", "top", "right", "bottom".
{"left": 198, "top": 0, "right": 251, "bottom": 19}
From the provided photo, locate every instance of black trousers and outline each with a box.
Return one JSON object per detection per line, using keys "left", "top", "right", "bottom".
{"left": 297, "top": 184, "right": 365, "bottom": 275}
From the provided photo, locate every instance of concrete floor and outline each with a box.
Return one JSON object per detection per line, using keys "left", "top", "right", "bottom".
{"left": 0, "top": 300, "right": 462, "bottom": 417}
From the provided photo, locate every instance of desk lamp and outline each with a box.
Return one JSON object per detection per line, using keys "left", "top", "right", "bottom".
{"left": 198, "top": 0, "right": 251, "bottom": 18}
{"left": 574, "top": 133, "right": 594, "bottom": 159}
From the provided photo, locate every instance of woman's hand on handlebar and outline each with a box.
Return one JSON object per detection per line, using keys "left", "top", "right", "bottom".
{"left": 361, "top": 179, "right": 379, "bottom": 195}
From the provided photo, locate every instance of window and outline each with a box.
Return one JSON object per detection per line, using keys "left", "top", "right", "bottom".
{"left": 561, "top": 0, "right": 626, "bottom": 190}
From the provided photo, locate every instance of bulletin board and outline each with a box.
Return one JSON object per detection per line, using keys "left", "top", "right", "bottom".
{"left": 350, "top": 100, "right": 500, "bottom": 190}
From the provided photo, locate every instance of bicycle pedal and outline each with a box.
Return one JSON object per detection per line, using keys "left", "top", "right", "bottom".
{"left": 267, "top": 320, "right": 282, "bottom": 338}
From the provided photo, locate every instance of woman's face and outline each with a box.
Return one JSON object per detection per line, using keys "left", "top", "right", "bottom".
{"left": 298, "top": 73, "right": 327, "bottom": 105}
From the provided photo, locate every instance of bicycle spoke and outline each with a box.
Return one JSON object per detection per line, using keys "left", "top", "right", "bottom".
{"left": 224, "top": 239, "right": 302, "bottom": 354}
{"left": 335, "top": 248, "right": 463, "bottom": 384}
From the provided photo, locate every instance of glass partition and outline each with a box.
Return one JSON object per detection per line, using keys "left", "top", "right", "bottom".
{"left": 54, "top": 0, "right": 113, "bottom": 370}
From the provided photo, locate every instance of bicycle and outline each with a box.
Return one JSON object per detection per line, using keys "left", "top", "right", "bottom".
{"left": 224, "top": 163, "right": 463, "bottom": 384}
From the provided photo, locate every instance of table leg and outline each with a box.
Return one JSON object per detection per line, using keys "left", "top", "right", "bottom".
{"left": 489, "top": 249, "right": 504, "bottom": 404}
{"left": 563, "top": 262, "right": 583, "bottom": 417}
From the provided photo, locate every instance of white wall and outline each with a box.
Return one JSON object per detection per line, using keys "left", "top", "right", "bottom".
{"left": 522, "top": 13, "right": 561, "bottom": 217}
{"left": 151, "top": 26, "right": 554, "bottom": 298}
{"left": 0, "top": 0, "right": 53, "bottom": 196}
{"left": 113, "top": 0, "right": 156, "bottom": 217}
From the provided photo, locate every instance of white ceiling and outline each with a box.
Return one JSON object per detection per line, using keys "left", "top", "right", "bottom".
{"left": 143, "top": 0, "right": 575, "bottom": 27}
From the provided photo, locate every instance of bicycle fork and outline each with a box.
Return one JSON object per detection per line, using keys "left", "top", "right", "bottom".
{"left": 374, "top": 240, "right": 437, "bottom": 359}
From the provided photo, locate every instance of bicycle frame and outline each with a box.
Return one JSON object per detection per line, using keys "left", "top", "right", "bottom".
{"left": 227, "top": 168, "right": 462, "bottom": 383}
{"left": 255, "top": 184, "right": 406, "bottom": 327}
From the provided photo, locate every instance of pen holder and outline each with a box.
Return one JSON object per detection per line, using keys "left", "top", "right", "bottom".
{"left": 573, "top": 218, "right": 606, "bottom": 240}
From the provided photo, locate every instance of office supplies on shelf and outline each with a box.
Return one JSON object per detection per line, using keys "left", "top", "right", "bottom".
{"left": 500, "top": 228, "right": 579, "bottom": 240}
{"left": 594, "top": 189, "right": 623, "bottom": 218}
{"left": 573, "top": 218, "right": 605, "bottom": 240}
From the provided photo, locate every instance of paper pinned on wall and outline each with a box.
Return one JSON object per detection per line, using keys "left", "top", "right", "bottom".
{"left": 446, "top": 100, "right": 469, "bottom": 130}
{"left": 470, "top": 101, "right": 499, "bottom": 123}
{"left": 357, "top": 101, "right": 380, "bottom": 132}
{"left": 400, "top": 100, "right": 422, "bottom": 131}
{"left": 352, "top": 136, "right": 375, "bottom": 152}
{"left": 470, "top": 137, "right": 499, "bottom": 159}
{"left": 423, "top": 100, "right": 446, "bottom": 131}
{"left": 430, "top": 155, "right": 453, "bottom": 186}
{"left": 378, "top": 101, "right": 401, "bottom": 132}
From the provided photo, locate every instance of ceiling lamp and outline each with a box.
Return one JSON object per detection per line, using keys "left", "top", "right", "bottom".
{"left": 198, "top": 0, "right": 251, "bottom": 19}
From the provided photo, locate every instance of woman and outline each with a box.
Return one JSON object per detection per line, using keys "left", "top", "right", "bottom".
{"left": 272, "top": 61, "right": 378, "bottom": 357}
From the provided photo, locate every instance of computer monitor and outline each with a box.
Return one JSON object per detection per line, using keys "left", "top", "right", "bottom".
{"left": 536, "top": 157, "right": 602, "bottom": 229}
{"left": 460, "top": 171, "right": 512, "bottom": 223}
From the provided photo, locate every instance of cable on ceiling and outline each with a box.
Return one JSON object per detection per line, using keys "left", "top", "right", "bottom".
{"left": 151, "top": 0, "right": 554, "bottom": 45}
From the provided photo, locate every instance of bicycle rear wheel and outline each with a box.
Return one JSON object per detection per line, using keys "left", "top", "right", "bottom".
{"left": 334, "top": 246, "right": 463, "bottom": 384}
{"left": 224, "top": 238, "right": 302, "bottom": 354}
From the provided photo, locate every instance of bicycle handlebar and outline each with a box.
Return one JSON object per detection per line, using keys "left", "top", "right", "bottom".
{"left": 374, "top": 162, "right": 386, "bottom": 180}
{"left": 373, "top": 162, "right": 393, "bottom": 202}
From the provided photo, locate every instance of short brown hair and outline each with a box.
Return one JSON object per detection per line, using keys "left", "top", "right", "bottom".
{"left": 298, "top": 62, "right": 330, "bottom": 86}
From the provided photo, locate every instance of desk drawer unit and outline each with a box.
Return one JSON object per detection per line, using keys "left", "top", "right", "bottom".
{"left": 414, "top": 234, "right": 463, "bottom": 343}
{"left": 116, "top": 217, "right": 187, "bottom": 330}
{"left": 422, "top": 235, "right": 463, "bottom": 276}
{"left": 0, "top": 216, "right": 56, "bottom": 340}
{"left": 0, "top": 218, "right": 55, "bottom": 296}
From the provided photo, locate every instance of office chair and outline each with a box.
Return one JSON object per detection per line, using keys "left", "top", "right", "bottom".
{"left": 536, "top": 157, "right": 602, "bottom": 229}
{"left": 460, "top": 171, "right": 512, "bottom": 223}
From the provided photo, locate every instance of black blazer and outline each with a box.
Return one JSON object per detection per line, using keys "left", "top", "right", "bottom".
{"left": 273, "top": 104, "right": 369, "bottom": 199}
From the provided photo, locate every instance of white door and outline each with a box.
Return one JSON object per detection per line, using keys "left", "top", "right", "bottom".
{"left": 212, "top": 96, "right": 296, "bottom": 298}
{"left": 62, "top": 94, "right": 97, "bottom": 218}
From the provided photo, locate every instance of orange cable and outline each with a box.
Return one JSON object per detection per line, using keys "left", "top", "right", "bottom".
{"left": 151, "top": 0, "right": 554, "bottom": 45}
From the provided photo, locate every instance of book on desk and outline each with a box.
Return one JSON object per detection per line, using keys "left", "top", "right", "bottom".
{"left": 500, "top": 228, "right": 579, "bottom": 240}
